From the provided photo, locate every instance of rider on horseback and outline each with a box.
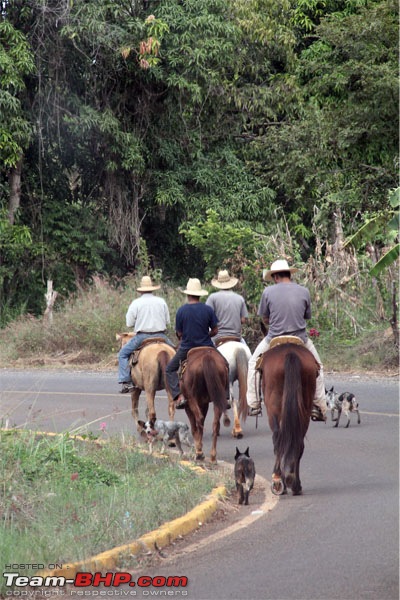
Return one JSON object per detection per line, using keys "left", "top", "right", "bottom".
{"left": 118, "top": 275, "right": 175, "bottom": 393}
{"left": 206, "top": 269, "right": 250, "bottom": 352}
{"left": 165, "top": 277, "right": 230, "bottom": 410}
{"left": 246, "top": 259, "right": 327, "bottom": 422}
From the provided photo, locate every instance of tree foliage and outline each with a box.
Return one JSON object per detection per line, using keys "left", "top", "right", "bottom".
{"left": 0, "top": 0, "right": 398, "bottom": 325}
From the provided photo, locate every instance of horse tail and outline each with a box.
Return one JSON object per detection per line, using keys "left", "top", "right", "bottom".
{"left": 203, "top": 352, "right": 228, "bottom": 413}
{"left": 278, "top": 352, "right": 306, "bottom": 473}
{"left": 236, "top": 347, "right": 249, "bottom": 421}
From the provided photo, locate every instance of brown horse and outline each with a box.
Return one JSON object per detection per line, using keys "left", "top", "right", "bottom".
{"left": 180, "top": 346, "right": 229, "bottom": 463}
{"left": 259, "top": 340, "right": 319, "bottom": 496}
{"left": 116, "top": 333, "right": 176, "bottom": 425}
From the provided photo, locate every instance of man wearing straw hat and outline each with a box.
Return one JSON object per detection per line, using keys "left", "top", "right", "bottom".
{"left": 206, "top": 269, "right": 250, "bottom": 351}
{"left": 246, "top": 259, "right": 327, "bottom": 422}
{"left": 166, "top": 278, "right": 219, "bottom": 409}
{"left": 118, "top": 275, "right": 174, "bottom": 394}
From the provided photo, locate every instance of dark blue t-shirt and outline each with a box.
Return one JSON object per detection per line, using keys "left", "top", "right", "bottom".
{"left": 176, "top": 302, "right": 218, "bottom": 350}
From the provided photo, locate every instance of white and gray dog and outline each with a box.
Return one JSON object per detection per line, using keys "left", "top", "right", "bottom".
{"left": 325, "top": 386, "right": 361, "bottom": 428}
{"left": 137, "top": 417, "right": 192, "bottom": 455}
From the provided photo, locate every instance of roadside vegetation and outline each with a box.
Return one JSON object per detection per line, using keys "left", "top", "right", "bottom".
{"left": 0, "top": 253, "right": 397, "bottom": 374}
{"left": 0, "top": 429, "right": 229, "bottom": 594}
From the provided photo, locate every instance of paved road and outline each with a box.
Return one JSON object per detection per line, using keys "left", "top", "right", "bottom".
{"left": 0, "top": 369, "right": 399, "bottom": 600}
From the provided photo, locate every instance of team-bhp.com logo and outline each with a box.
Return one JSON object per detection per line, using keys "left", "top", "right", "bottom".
{"left": 3, "top": 571, "right": 188, "bottom": 596}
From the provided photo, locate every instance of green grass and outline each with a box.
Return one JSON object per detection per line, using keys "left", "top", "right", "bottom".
{"left": 0, "top": 429, "right": 228, "bottom": 592}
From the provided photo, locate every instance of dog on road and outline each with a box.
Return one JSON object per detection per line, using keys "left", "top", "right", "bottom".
{"left": 325, "top": 386, "right": 361, "bottom": 428}
{"left": 137, "top": 417, "right": 192, "bottom": 455}
{"left": 234, "top": 447, "right": 256, "bottom": 505}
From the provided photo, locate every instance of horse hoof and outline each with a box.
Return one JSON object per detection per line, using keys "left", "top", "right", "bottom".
{"left": 223, "top": 416, "right": 231, "bottom": 427}
{"left": 271, "top": 477, "right": 285, "bottom": 496}
{"left": 195, "top": 453, "right": 205, "bottom": 461}
{"left": 232, "top": 431, "right": 243, "bottom": 439}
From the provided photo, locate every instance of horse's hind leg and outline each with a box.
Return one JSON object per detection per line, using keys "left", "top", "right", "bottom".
{"left": 231, "top": 398, "right": 243, "bottom": 439}
{"left": 289, "top": 453, "right": 303, "bottom": 496}
{"left": 186, "top": 405, "right": 205, "bottom": 461}
{"left": 210, "top": 408, "right": 222, "bottom": 463}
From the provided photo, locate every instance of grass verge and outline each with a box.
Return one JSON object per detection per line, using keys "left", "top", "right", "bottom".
{"left": 0, "top": 429, "right": 230, "bottom": 593}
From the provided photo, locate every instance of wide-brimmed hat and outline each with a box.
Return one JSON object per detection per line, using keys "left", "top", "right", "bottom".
{"left": 137, "top": 275, "right": 161, "bottom": 292}
{"left": 263, "top": 259, "right": 298, "bottom": 282}
{"left": 182, "top": 278, "right": 209, "bottom": 297}
{"left": 211, "top": 270, "right": 238, "bottom": 289}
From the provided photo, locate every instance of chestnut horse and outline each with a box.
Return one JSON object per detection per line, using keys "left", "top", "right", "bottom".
{"left": 180, "top": 346, "right": 229, "bottom": 463}
{"left": 259, "top": 340, "right": 319, "bottom": 496}
{"left": 116, "top": 333, "right": 176, "bottom": 425}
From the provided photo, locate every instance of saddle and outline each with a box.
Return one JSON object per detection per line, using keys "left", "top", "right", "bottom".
{"left": 215, "top": 336, "right": 241, "bottom": 347}
{"left": 255, "top": 335, "right": 304, "bottom": 371}
{"left": 179, "top": 346, "right": 228, "bottom": 379}
{"left": 129, "top": 337, "right": 172, "bottom": 367}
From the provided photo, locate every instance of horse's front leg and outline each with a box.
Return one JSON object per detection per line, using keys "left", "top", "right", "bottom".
{"left": 167, "top": 392, "right": 176, "bottom": 421}
{"left": 130, "top": 389, "right": 141, "bottom": 426}
{"left": 145, "top": 390, "right": 157, "bottom": 421}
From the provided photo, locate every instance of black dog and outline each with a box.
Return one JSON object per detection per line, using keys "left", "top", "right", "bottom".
{"left": 234, "top": 447, "right": 256, "bottom": 505}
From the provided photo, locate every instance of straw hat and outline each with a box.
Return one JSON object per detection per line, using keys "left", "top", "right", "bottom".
{"left": 211, "top": 270, "right": 238, "bottom": 289}
{"left": 182, "top": 278, "right": 209, "bottom": 297}
{"left": 137, "top": 275, "right": 161, "bottom": 292}
{"left": 263, "top": 259, "right": 298, "bottom": 282}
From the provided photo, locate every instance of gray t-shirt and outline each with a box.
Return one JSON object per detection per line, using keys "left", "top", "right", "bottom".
{"left": 206, "top": 290, "right": 248, "bottom": 338}
{"left": 258, "top": 282, "right": 311, "bottom": 343}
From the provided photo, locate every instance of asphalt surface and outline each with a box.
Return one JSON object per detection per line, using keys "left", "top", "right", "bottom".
{"left": 0, "top": 369, "right": 399, "bottom": 600}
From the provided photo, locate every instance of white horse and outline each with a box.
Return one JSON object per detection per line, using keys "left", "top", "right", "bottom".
{"left": 217, "top": 340, "right": 251, "bottom": 438}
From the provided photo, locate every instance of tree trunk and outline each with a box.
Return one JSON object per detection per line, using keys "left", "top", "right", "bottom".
{"left": 43, "top": 280, "right": 58, "bottom": 325}
{"left": 8, "top": 158, "right": 22, "bottom": 225}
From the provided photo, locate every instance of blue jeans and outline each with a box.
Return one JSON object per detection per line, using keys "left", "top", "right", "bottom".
{"left": 118, "top": 333, "right": 175, "bottom": 383}
{"left": 165, "top": 347, "right": 189, "bottom": 400}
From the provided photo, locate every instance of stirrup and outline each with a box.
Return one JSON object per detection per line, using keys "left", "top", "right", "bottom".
{"left": 120, "top": 383, "right": 135, "bottom": 394}
{"left": 248, "top": 405, "right": 262, "bottom": 417}
{"left": 311, "top": 406, "right": 326, "bottom": 422}
{"left": 175, "top": 395, "right": 187, "bottom": 409}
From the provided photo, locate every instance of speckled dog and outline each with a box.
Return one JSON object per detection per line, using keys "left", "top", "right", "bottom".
{"left": 137, "top": 417, "right": 192, "bottom": 455}
{"left": 325, "top": 387, "right": 361, "bottom": 428}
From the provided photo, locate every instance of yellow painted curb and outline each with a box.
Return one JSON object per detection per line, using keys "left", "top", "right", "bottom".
{"left": 39, "top": 485, "right": 227, "bottom": 578}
